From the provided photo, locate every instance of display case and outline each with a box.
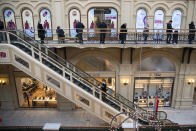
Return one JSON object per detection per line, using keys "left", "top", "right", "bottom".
{"left": 134, "top": 78, "right": 174, "bottom": 107}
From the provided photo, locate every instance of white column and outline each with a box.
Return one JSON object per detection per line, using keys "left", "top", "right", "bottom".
{"left": 120, "top": 0, "right": 132, "bottom": 28}
{"left": 186, "top": 0, "right": 194, "bottom": 28}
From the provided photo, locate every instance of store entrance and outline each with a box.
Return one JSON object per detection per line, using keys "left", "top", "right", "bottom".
{"left": 134, "top": 77, "right": 174, "bottom": 107}
{"left": 16, "top": 77, "right": 57, "bottom": 108}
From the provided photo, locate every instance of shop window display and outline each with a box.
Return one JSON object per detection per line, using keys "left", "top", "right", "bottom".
{"left": 21, "top": 9, "right": 35, "bottom": 38}
{"left": 69, "top": 9, "right": 81, "bottom": 38}
{"left": 3, "top": 9, "right": 16, "bottom": 30}
{"left": 134, "top": 78, "right": 174, "bottom": 107}
{"left": 17, "top": 77, "right": 57, "bottom": 108}
{"left": 88, "top": 8, "right": 118, "bottom": 39}
{"left": 136, "top": 9, "right": 147, "bottom": 32}
{"left": 153, "top": 10, "right": 164, "bottom": 40}
{"left": 40, "top": 9, "right": 53, "bottom": 39}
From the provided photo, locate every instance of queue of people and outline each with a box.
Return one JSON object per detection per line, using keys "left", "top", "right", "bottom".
{"left": 0, "top": 18, "right": 195, "bottom": 44}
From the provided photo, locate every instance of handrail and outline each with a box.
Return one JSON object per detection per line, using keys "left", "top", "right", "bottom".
{"left": 0, "top": 30, "right": 170, "bottom": 124}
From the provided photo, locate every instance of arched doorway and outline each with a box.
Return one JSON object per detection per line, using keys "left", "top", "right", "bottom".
{"left": 134, "top": 56, "right": 175, "bottom": 107}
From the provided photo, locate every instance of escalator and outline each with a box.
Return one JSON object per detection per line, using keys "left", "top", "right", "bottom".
{"left": 0, "top": 30, "right": 176, "bottom": 127}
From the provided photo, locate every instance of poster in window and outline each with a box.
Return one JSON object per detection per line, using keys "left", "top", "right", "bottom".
{"left": 104, "top": 9, "right": 117, "bottom": 37}
{"left": 40, "top": 9, "right": 52, "bottom": 38}
{"left": 22, "top": 9, "right": 35, "bottom": 37}
{"left": 4, "top": 9, "right": 16, "bottom": 30}
{"left": 154, "top": 10, "right": 164, "bottom": 39}
{"left": 69, "top": 9, "right": 80, "bottom": 38}
{"left": 88, "top": 9, "right": 95, "bottom": 37}
{"left": 172, "top": 10, "right": 182, "bottom": 29}
{"left": 136, "top": 9, "right": 147, "bottom": 32}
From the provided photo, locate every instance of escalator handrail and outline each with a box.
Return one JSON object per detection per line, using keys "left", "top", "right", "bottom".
{"left": 2, "top": 30, "right": 168, "bottom": 121}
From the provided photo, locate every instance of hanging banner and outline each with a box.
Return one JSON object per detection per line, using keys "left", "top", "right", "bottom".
{"left": 88, "top": 9, "right": 95, "bottom": 37}
{"left": 40, "top": 9, "right": 52, "bottom": 38}
{"left": 69, "top": 9, "right": 80, "bottom": 38}
{"left": 4, "top": 9, "right": 16, "bottom": 30}
{"left": 154, "top": 10, "right": 164, "bottom": 39}
{"left": 22, "top": 9, "right": 35, "bottom": 37}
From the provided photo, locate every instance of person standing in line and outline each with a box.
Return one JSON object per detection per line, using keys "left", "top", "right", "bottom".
{"left": 143, "top": 27, "right": 149, "bottom": 42}
{"left": 37, "top": 20, "right": 46, "bottom": 44}
{"left": 76, "top": 21, "right": 85, "bottom": 44}
{"left": 0, "top": 19, "right": 5, "bottom": 43}
{"left": 166, "top": 20, "right": 173, "bottom": 44}
{"left": 119, "top": 23, "right": 127, "bottom": 44}
{"left": 99, "top": 21, "right": 107, "bottom": 44}
{"left": 188, "top": 21, "right": 195, "bottom": 44}
{"left": 101, "top": 79, "right": 107, "bottom": 101}
{"left": 172, "top": 30, "right": 178, "bottom": 44}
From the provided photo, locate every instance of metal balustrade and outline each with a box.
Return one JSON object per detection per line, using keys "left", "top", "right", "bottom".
{"left": 0, "top": 30, "right": 173, "bottom": 125}
{"left": 4, "top": 28, "right": 195, "bottom": 45}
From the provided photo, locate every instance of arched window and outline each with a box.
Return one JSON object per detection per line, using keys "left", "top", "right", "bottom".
{"left": 21, "top": 9, "right": 35, "bottom": 38}
{"left": 154, "top": 10, "right": 164, "bottom": 31}
{"left": 40, "top": 8, "right": 52, "bottom": 38}
{"left": 69, "top": 9, "right": 81, "bottom": 38}
{"left": 139, "top": 56, "right": 175, "bottom": 71}
{"left": 136, "top": 9, "right": 147, "bottom": 32}
{"left": 3, "top": 8, "right": 16, "bottom": 30}
{"left": 153, "top": 10, "right": 164, "bottom": 39}
{"left": 88, "top": 7, "right": 118, "bottom": 37}
{"left": 172, "top": 10, "right": 182, "bottom": 29}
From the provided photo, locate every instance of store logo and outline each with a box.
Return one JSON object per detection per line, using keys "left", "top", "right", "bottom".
{"left": 25, "top": 11, "right": 30, "bottom": 17}
{"left": 0, "top": 52, "right": 6, "bottom": 58}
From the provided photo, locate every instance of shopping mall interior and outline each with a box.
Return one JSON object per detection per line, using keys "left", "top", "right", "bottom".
{"left": 0, "top": 0, "right": 196, "bottom": 130}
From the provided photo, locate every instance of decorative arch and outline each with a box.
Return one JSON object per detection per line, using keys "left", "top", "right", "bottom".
{"left": 84, "top": 2, "right": 120, "bottom": 14}
{"left": 169, "top": 3, "right": 187, "bottom": 15}
{"left": 16, "top": 3, "right": 34, "bottom": 11}
{"left": 134, "top": 2, "right": 151, "bottom": 15}
{"left": 65, "top": 2, "right": 84, "bottom": 15}
{"left": 3, "top": 8, "right": 17, "bottom": 30}
{"left": 133, "top": 50, "right": 179, "bottom": 72}
{"left": 21, "top": 8, "right": 35, "bottom": 38}
{"left": 35, "top": 2, "right": 51, "bottom": 15}
{"left": 69, "top": 8, "right": 81, "bottom": 37}
{"left": 139, "top": 56, "right": 175, "bottom": 71}
{"left": 39, "top": 8, "right": 53, "bottom": 39}
{"left": 151, "top": 3, "right": 169, "bottom": 15}
{"left": 70, "top": 51, "right": 119, "bottom": 72}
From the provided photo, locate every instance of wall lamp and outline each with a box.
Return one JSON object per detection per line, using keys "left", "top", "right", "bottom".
{"left": 121, "top": 78, "right": 129, "bottom": 86}
{"left": 0, "top": 79, "right": 7, "bottom": 85}
{"left": 187, "top": 79, "right": 195, "bottom": 85}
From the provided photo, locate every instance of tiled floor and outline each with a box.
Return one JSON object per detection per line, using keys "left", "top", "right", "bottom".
{"left": 0, "top": 106, "right": 196, "bottom": 127}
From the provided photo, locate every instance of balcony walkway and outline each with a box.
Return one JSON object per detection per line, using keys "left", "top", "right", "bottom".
{"left": 0, "top": 106, "right": 196, "bottom": 126}
{"left": 44, "top": 40, "right": 196, "bottom": 49}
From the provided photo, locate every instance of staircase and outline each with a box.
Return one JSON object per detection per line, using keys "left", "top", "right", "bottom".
{"left": 0, "top": 30, "right": 176, "bottom": 127}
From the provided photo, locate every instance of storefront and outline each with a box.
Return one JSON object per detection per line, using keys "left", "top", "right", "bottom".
{"left": 15, "top": 77, "right": 57, "bottom": 108}
{"left": 134, "top": 77, "right": 174, "bottom": 107}
{"left": 134, "top": 56, "right": 176, "bottom": 107}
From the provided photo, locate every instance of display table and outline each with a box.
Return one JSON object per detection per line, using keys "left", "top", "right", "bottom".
{"left": 43, "top": 123, "right": 61, "bottom": 131}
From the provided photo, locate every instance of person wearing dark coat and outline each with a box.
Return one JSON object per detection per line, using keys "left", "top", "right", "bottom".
{"left": 172, "top": 30, "right": 178, "bottom": 44}
{"left": 143, "top": 27, "right": 149, "bottom": 42}
{"left": 188, "top": 21, "right": 195, "bottom": 44}
{"left": 98, "top": 21, "right": 107, "bottom": 44}
{"left": 101, "top": 79, "right": 107, "bottom": 101}
{"left": 37, "top": 20, "right": 46, "bottom": 44}
{"left": 166, "top": 20, "right": 173, "bottom": 44}
{"left": 119, "top": 23, "right": 127, "bottom": 44}
{"left": 76, "top": 21, "right": 85, "bottom": 43}
{"left": 0, "top": 19, "right": 5, "bottom": 43}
